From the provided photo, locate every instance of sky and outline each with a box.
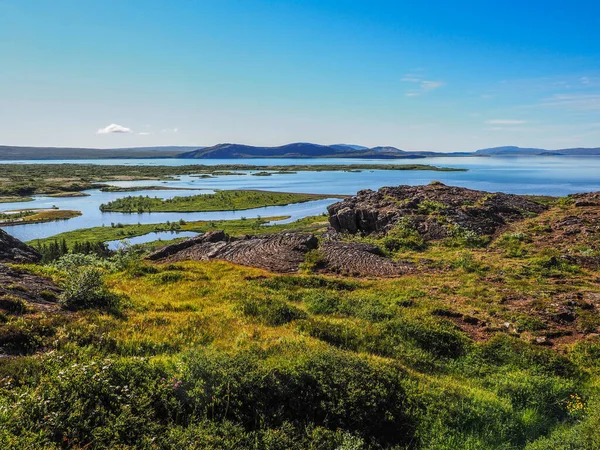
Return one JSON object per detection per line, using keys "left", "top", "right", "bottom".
{"left": 1, "top": 0, "right": 599, "bottom": 152}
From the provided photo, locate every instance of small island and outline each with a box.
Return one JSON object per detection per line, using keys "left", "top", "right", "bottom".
{"left": 0, "top": 196, "right": 34, "bottom": 203}
{"left": 0, "top": 208, "right": 81, "bottom": 225}
{"left": 99, "top": 190, "right": 344, "bottom": 213}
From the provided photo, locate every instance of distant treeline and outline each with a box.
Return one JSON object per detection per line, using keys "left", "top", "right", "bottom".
{"left": 33, "top": 238, "right": 111, "bottom": 262}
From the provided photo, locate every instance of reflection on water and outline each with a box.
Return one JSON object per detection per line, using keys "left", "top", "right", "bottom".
{"left": 105, "top": 231, "right": 199, "bottom": 250}
{"left": 2, "top": 156, "right": 600, "bottom": 242}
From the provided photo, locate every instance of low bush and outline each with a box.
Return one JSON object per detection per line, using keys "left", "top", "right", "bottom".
{"left": 59, "top": 267, "right": 124, "bottom": 311}
{"left": 259, "top": 275, "right": 358, "bottom": 292}
{"left": 239, "top": 297, "right": 307, "bottom": 326}
{"left": 182, "top": 346, "right": 414, "bottom": 447}
{"left": 0, "top": 295, "right": 28, "bottom": 315}
{"left": 299, "top": 249, "right": 326, "bottom": 273}
{"left": 444, "top": 227, "right": 490, "bottom": 248}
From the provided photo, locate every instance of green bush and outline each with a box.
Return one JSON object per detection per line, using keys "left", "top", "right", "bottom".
{"left": 182, "top": 346, "right": 414, "bottom": 447}
{"left": 381, "top": 227, "right": 427, "bottom": 252}
{"left": 444, "top": 227, "right": 490, "bottom": 248}
{"left": 299, "top": 249, "right": 326, "bottom": 273}
{"left": 59, "top": 267, "right": 123, "bottom": 311}
{"left": 152, "top": 271, "right": 184, "bottom": 284}
{"left": 259, "top": 275, "right": 358, "bottom": 292}
{"left": 239, "top": 297, "right": 307, "bottom": 326}
{"left": 0, "top": 317, "right": 57, "bottom": 355}
{"left": 303, "top": 291, "right": 342, "bottom": 315}
{"left": 0, "top": 295, "right": 28, "bottom": 315}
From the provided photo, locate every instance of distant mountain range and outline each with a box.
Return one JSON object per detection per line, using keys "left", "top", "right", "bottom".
{"left": 179, "top": 143, "right": 426, "bottom": 159}
{"left": 0, "top": 143, "right": 599, "bottom": 160}
{"left": 0, "top": 146, "right": 202, "bottom": 160}
{"left": 474, "top": 146, "right": 600, "bottom": 156}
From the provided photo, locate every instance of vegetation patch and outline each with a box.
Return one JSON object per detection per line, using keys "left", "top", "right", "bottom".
{"left": 99, "top": 190, "right": 341, "bottom": 213}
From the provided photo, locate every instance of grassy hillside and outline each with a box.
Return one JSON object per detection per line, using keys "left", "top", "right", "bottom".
{"left": 1, "top": 197, "right": 600, "bottom": 448}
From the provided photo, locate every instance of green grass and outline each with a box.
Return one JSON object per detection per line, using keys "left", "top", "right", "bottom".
{"left": 99, "top": 186, "right": 208, "bottom": 192}
{"left": 46, "top": 192, "right": 90, "bottom": 197}
{"left": 99, "top": 190, "right": 342, "bottom": 213}
{"left": 1, "top": 257, "right": 598, "bottom": 449}
{"left": 0, "top": 209, "right": 81, "bottom": 225}
{"left": 3, "top": 195, "right": 600, "bottom": 448}
{"left": 27, "top": 214, "right": 329, "bottom": 247}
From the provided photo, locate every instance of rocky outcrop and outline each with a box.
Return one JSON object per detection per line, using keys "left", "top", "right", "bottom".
{"left": 0, "top": 228, "right": 41, "bottom": 263}
{"left": 319, "top": 241, "right": 412, "bottom": 277}
{"left": 148, "top": 231, "right": 318, "bottom": 273}
{"left": 147, "top": 231, "right": 226, "bottom": 261}
{"left": 148, "top": 230, "right": 411, "bottom": 277}
{"left": 0, "top": 264, "right": 60, "bottom": 311}
{"left": 328, "top": 182, "right": 547, "bottom": 238}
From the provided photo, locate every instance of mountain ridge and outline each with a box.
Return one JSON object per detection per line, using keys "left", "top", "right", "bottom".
{"left": 0, "top": 143, "right": 599, "bottom": 160}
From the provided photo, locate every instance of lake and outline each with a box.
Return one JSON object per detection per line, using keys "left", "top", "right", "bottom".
{"left": 2, "top": 155, "right": 600, "bottom": 242}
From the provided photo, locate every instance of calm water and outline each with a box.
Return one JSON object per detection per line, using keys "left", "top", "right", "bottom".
{"left": 105, "top": 231, "right": 199, "bottom": 250}
{"left": 2, "top": 156, "right": 600, "bottom": 242}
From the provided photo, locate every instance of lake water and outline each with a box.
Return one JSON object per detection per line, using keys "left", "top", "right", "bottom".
{"left": 105, "top": 231, "right": 200, "bottom": 250}
{"left": 2, "top": 155, "right": 600, "bottom": 242}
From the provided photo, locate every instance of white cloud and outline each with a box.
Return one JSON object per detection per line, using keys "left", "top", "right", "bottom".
{"left": 536, "top": 94, "right": 600, "bottom": 111}
{"left": 485, "top": 119, "right": 527, "bottom": 125}
{"left": 401, "top": 73, "right": 444, "bottom": 95}
{"left": 96, "top": 123, "right": 132, "bottom": 134}
{"left": 161, "top": 127, "right": 179, "bottom": 133}
{"left": 137, "top": 132, "right": 153, "bottom": 136}
{"left": 421, "top": 80, "right": 443, "bottom": 92}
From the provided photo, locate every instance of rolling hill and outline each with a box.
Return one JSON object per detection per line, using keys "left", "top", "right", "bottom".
{"left": 1, "top": 143, "right": 599, "bottom": 160}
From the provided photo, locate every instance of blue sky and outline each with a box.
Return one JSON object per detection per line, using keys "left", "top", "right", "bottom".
{"left": 1, "top": 0, "right": 599, "bottom": 151}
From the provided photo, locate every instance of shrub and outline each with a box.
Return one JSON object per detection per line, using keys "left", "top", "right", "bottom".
{"left": 239, "top": 297, "right": 307, "bottom": 326}
{"left": 182, "top": 346, "right": 415, "bottom": 447}
{"left": 51, "top": 252, "right": 115, "bottom": 272}
{"left": 450, "top": 253, "right": 488, "bottom": 274}
{"left": 299, "top": 249, "right": 326, "bottom": 273}
{"left": 303, "top": 291, "right": 341, "bottom": 315}
{"left": 444, "top": 227, "right": 490, "bottom": 248}
{"left": 0, "top": 295, "right": 28, "bottom": 314}
{"left": 384, "top": 318, "right": 470, "bottom": 358}
{"left": 59, "top": 267, "right": 123, "bottom": 311}
{"left": 152, "top": 271, "right": 184, "bottom": 285}
{"left": 379, "top": 221, "right": 428, "bottom": 252}
{"left": 259, "top": 275, "right": 358, "bottom": 292}
{"left": 0, "top": 317, "right": 57, "bottom": 355}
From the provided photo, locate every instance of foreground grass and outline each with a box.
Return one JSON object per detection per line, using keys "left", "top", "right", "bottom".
{"left": 99, "top": 190, "right": 342, "bottom": 213}
{"left": 3, "top": 198, "right": 600, "bottom": 449}
{"left": 1, "top": 256, "right": 599, "bottom": 449}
